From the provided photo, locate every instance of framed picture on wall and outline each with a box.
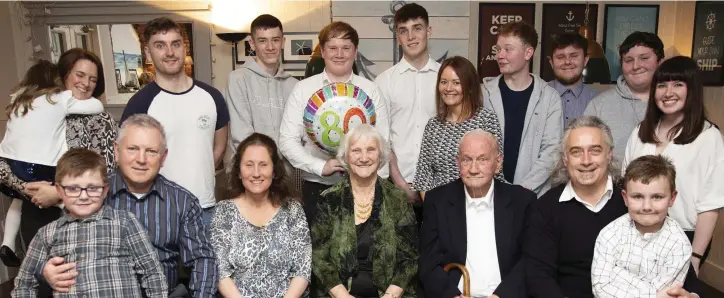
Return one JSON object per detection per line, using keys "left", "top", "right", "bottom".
{"left": 603, "top": 4, "right": 659, "bottom": 83}
{"left": 540, "top": 3, "right": 599, "bottom": 82}
{"left": 283, "top": 32, "right": 318, "bottom": 63}
{"left": 477, "top": 3, "right": 536, "bottom": 81}
{"left": 692, "top": 1, "right": 724, "bottom": 86}
{"left": 286, "top": 69, "right": 306, "bottom": 81}
{"left": 235, "top": 37, "right": 255, "bottom": 64}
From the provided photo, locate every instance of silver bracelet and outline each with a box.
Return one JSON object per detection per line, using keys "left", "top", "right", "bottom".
{"left": 384, "top": 293, "right": 399, "bottom": 298}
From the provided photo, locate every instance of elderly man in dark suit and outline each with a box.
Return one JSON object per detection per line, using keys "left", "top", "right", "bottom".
{"left": 418, "top": 129, "right": 535, "bottom": 298}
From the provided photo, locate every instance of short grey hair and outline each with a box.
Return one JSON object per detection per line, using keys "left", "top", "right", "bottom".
{"left": 551, "top": 116, "right": 621, "bottom": 186}
{"left": 336, "top": 124, "right": 390, "bottom": 170}
{"left": 458, "top": 129, "right": 501, "bottom": 156}
{"left": 117, "top": 114, "right": 167, "bottom": 150}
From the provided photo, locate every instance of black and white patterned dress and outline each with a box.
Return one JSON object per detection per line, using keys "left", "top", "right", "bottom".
{"left": 412, "top": 107, "right": 504, "bottom": 192}
{"left": 211, "top": 199, "right": 312, "bottom": 298}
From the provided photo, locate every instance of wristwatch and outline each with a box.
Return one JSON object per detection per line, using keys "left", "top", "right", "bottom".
{"left": 692, "top": 252, "right": 704, "bottom": 259}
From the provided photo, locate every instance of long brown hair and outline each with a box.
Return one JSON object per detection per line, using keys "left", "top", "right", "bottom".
{"left": 58, "top": 48, "right": 106, "bottom": 98}
{"left": 639, "top": 56, "right": 707, "bottom": 145}
{"left": 226, "top": 133, "right": 299, "bottom": 207}
{"left": 435, "top": 56, "right": 482, "bottom": 121}
{"left": 6, "top": 59, "right": 62, "bottom": 118}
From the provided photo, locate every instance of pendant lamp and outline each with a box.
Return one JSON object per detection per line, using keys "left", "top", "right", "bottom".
{"left": 579, "top": 2, "right": 611, "bottom": 83}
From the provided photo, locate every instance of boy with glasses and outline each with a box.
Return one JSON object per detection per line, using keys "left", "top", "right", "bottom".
{"left": 13, "top": 148, "right": 167, "bottom": 298}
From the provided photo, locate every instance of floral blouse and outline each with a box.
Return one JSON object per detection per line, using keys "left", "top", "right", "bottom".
{"left": 0, "top": 112, "right": 117, "bottom": 192}
{"left": 211, "top": 199, "right": 312, "bottom": 298}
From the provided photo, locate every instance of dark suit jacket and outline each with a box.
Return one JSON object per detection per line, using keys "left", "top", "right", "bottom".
{"left": 418, "top": 179, "right": 535, "bottom": 298}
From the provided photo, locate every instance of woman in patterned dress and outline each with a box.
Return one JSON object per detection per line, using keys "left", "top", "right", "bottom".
{"left": 211, "top": 133, "right": 311, "bottom": 298}
{"left": 311, "top": 124, "right": 418, "bottom": 298}
{"left": 412, "top": 56, "right": 504, "bottom": 196}
{"left": 0, "top": 48, "right": 117, "bottom": 250}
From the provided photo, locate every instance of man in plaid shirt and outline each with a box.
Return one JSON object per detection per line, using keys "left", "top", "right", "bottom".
{"left": 12, "top": 148, "right": 167, "bottom": 297}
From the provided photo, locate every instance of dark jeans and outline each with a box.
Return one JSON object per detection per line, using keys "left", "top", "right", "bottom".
{"left": 683, "top": 231, "right": 712, "bottom": 293}
{"left": 301, "top": 181, "right": 331, "bottom": 227}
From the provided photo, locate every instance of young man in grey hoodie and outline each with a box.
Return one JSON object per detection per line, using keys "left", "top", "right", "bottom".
{"left": 482, "top": 21, "right": 562, "bottom": 196}
{"left": 225, "top": 14, "right": 298, "bottom": 154}
{"left": 584, "top": 32, "right": 664, "bottom": 161}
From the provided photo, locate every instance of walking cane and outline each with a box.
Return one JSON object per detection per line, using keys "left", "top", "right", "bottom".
{"left": 444, "top": 263, "right": 470, "bottom": 297}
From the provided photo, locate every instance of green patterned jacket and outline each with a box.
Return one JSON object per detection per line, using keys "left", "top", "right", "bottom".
{"left": 311, "top": 176, "right": 418, "bottom": 298}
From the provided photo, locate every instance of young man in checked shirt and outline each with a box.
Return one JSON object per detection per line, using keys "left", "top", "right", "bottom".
{"left": 12, "top": 148, "right": 167, "bottom": 298}
{"left": 592, "top": 155, "right": 693, "bottom": 298}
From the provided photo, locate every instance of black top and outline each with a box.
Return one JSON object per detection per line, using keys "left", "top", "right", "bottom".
{"left": 499, "top": 78, "right": 533, "bottom": 182}
{"left": 525, "top": 183, "right": 627, "bottom": 298}
{"left": 350, "top": 220, "right": 378, "bottom": 298}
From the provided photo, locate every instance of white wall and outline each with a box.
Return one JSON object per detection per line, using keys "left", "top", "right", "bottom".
{"left": 110, "top": 24, "right": 142, "bottom": 55}
{"left": 331, "top": 1, "right": 470, "bottom": 80}
{"left": 210, "top": 0, "right": 331, "bottom": 91}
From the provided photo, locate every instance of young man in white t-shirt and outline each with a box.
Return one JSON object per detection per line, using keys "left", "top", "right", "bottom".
{"left": 375, "top": 3, "right": 439, "bottom": 219}
{"left": 121, "top": 17, "right": 229, "bottom": 227}
{"left": 279, "top": 21, "right": 389, "bottom": 225}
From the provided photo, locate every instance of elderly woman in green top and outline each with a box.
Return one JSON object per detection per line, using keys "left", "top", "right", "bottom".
{"left": 311, "top": 124, "right": 418, "bottom": 298}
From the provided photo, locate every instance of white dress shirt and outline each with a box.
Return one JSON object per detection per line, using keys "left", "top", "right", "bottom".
{"left": 375, "top": 57, "right": 440, "bottom": 182}
{"left": 624, "top": 123, "right": 724, "bottom": 231}
{"left": 559, "top": 176, "right": 614, "bottom": 213}
{"left": 592, "top": 214, "right": 691, "bottom": 298}
{"left": 459, "top": 183, "right": 502, "bottom": 297}
{"left": 279, "top": 71, "right": 390, "bottom": 185}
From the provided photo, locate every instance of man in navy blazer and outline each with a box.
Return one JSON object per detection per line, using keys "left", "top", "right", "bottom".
{"left": 418, "top": 129, "right": 535, "bottom": 298}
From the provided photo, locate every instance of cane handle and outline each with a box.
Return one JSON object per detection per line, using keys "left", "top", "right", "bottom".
{"left": 444, "top": 262, "right": 470, "bottom": 297}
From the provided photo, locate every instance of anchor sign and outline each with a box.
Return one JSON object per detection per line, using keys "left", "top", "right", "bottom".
{"left": 566, "top": 11, "right": 575, "bottom": 22}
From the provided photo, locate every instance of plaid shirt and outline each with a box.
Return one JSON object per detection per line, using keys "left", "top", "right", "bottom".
{"left": 13, "top": 205, "right": 168, "bottom": 297}
{"left": 106, "top": 172, "right": 218, "bottom": 297}
{"left": 592, "top": 214, "right": 691, "bottom": 297}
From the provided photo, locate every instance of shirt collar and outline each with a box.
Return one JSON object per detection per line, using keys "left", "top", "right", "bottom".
{"left": 552, "top": 79, "right": 585, "bottom": 98}
{"left": 397, "top": 56, "right": 439, "bottom": 74}
{"left": 108, "top": 171, "right": 164, "bottom": 201}
{"left": 626, "top": 213, "right": 667, "bottom": 241}
{"left": 559, "top": 175, "right": 614, "bottom": 212}
{"left": 57, "top": 204, "right": 113, "bottom": 227}
{"left": 322, "top": 70, "right": 354, "bottom": 85}
{"left": 464, "top": 182, "right": 495, "bottom": 209}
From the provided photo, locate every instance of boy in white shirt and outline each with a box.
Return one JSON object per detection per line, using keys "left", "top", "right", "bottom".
{"left": 592, "top": 155, "right": 691, "bottom": 298}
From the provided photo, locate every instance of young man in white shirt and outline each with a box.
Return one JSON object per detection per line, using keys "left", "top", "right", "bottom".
{"left": 279, "top": 21, "right": 389, "bottom": 225}
{"left": 121, "top": 17, "right": 229, "bottom": 227}
{"left": 592, "top": 155, "right": 692, "bottom": 298}
{"left": 482, "top": 21, "right": 562, "bottom": 195}
{"left": 375, "top": 3, "right": 439, "bottom": 218}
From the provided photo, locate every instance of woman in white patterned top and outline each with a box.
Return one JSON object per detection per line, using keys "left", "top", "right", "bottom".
{"left": 211, "top": 133, "right": 311, "bottom": 298}
{"left": 412, "top": 56, "right": 504, "bottom": 195}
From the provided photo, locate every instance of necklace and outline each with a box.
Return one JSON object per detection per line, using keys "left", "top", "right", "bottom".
{"left": 352, "top": 186, "right": 375, "bottom": 221}
{"left": 355, "top": 208, "right": 372, "bottom": 221}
